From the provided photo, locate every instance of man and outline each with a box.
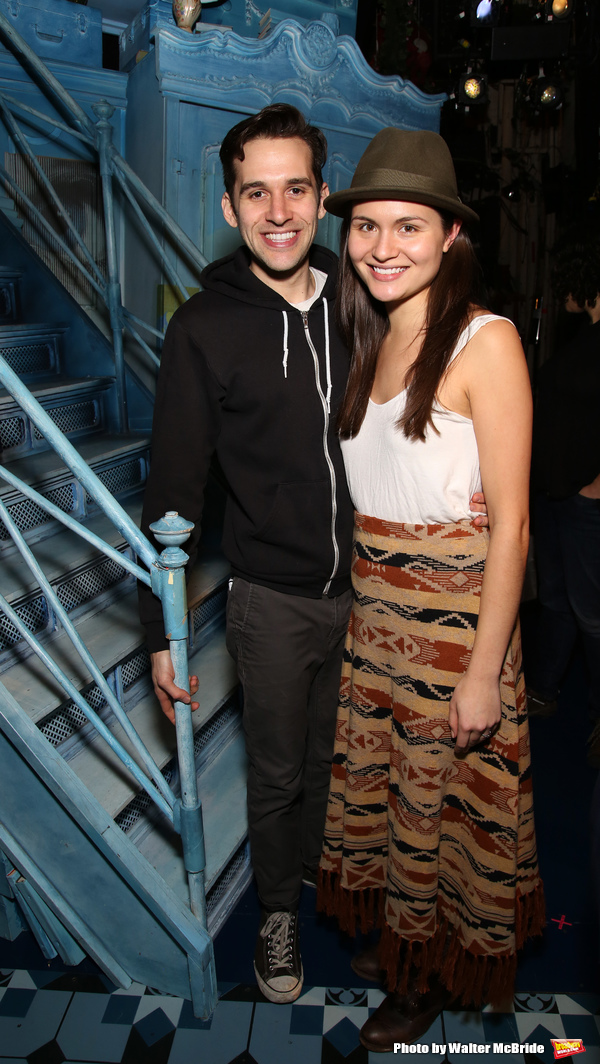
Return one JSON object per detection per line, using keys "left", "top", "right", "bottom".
{"left": 527, "top": 227, "right": 600, "bottom": 757}
{"left": 139, "top": 104, "right": 487, "bottom": 1004}
{"left": 139, "top": 104, "right": 354, "bottom": 1005}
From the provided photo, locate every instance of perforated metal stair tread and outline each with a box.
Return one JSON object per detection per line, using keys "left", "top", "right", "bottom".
{"left": 136, "top": 729, "right": 248, "bottom": 897}
{"left": 0, "top": 433, "right": 150, "bottom": 494}
{"left": 65, "top": 630, "right": 238, "bottom": 819}
{"left": 0, "top": 497, "right": 144, "bottom": 601}
{"left": 0, "top": 551, "right": 229, "bottom": 723}
{"left": 1, "top": 591, "right": 142, "bottom": 720}
{"left": 0, "top": 375, "right": 115, "bottom": 404}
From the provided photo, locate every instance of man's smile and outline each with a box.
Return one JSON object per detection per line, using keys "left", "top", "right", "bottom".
{"left": 261, "top": 231, "right": 301, "bottom": 245}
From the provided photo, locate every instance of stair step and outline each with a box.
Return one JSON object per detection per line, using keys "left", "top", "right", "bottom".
{"left": 0, "top": 322, "right": 67, "bottom": 376}
{"left": 0, "top": 496, "right": 147, "bottom": 662}
{"left": 1, "top": 429, "right": 150, "bottom": 487}
{"left": 1, "top": 551, "right": 230, "bottom": 726}
{"left": 0, "top": 376, "right": 115, "bottom": 459}
{"left": 0, "top": 497, "right": 143, "bottom": 602}
{"left": 65, "top": 627, "right": 238, "bottom": 820}
{"left": 0, "top": 375, "right": 115, "bottom": 406}
{"left": 0, "top": 434, "right": 150, "bottom": 549}
{"left": 0, "top": 433, "right": 150, "bottom": 495}
{"left": 136, "top": 728, "right": 248, "bottom": 898}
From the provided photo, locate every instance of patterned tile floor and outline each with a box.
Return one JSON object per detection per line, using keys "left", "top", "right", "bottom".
{"left": 0, "top": 968, "right": 598, "bottom": 1064}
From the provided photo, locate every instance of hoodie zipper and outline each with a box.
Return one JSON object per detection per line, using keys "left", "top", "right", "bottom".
{"left": 301, "top": 310, "right": 339, "bottom": 595}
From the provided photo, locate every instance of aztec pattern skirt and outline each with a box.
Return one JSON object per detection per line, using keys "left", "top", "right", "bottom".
{"left": 318, "top": 514, "right": 544, "bottom": 1007}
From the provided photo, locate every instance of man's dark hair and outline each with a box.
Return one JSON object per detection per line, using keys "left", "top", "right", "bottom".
{"left": 551, "top": 225, "right": 600, "bottom": 308}
{"left": 220, "top": 103, "right": 328, "bottom": 200}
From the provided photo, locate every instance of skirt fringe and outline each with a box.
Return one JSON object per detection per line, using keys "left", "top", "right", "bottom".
{"left": 317, "top": 868, "right": 545, "bottom": 1007}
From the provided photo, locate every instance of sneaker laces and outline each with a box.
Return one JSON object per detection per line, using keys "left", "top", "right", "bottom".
{"left": 260, "top": 912, "right": 295, "bottom": 971}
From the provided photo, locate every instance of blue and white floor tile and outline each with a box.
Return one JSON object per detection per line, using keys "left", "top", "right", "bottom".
{"left": 0, "top": 970, "right": 598, "bottom": 1064}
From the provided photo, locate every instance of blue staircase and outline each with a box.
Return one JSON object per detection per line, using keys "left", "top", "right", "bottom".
{"left": 0, "top": 209, "right": 250, "bottom": 1011}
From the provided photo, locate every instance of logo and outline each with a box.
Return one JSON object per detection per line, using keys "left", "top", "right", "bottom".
{"left": 551, "top": 1040, "right": 586, "bottom": 1059}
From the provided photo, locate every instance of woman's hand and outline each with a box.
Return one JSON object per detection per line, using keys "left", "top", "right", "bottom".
{"left": 448, "top": 671, "right": 502, "bottom": 753}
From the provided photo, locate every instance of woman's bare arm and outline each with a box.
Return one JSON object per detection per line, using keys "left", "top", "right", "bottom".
{"left": 447, "top": 319, "right": 532, "bottom": 751}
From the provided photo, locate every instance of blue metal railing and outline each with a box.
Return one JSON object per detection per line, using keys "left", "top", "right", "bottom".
{"left": 0, "top": 13, "right": 220, "bottom": 1015}
{"left": 0, "top": 9, "right": 208, "bottom": 431}
{"left": 0, "top": 354, "right": 217, "bottom": 1012}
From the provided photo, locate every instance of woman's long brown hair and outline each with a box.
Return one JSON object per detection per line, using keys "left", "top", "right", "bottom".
{"left": 336, "top": 212, "right": 484, "bottom": 442}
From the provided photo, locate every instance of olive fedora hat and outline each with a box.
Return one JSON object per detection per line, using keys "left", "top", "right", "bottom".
{"left": 324, "top": 127, "right": 479, "bottom": 225}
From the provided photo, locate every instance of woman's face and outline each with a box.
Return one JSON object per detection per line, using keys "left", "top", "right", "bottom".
{"left": 347, "top": 200, "right": 461, "bottom": 309}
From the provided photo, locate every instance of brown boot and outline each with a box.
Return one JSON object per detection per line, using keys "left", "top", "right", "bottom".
{"left": 359, "top": 978, "right": 452, "bottom": 1052}
{"left": 350, "top": 941, "right": 384, "bottom": 982}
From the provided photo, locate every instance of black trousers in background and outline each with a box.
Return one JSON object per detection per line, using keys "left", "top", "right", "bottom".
{"left": 226, "top": 578, "right": 353, "bottom": 913}
{"left": 528, "top": 492, "right": 600, "bottom": 719}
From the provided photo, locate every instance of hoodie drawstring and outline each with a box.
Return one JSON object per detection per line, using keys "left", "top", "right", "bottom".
{"left": 282, "top": 301, "right": 331, "bottom": 412}
{"left": 282, "top": 310, "right": 289, "bottom": 378}
{"left": 323, "top": 297, "right": 332, "bottom": 413}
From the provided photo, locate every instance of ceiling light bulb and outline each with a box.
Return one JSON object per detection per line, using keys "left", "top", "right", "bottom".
{"left": 551, "top": 0, "right": 570, "bottom": 16}
{"left": 464, "top": 77, "right": 482, "bottom": 98}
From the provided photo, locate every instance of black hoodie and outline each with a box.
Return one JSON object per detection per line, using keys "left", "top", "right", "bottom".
{"left": 139, "top": 243, "right": 354, "bottom": 652}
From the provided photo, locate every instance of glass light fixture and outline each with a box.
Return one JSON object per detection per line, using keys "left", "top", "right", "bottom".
{"left": 545, "top": 0, "right": 574, "bottom": 19}
{"left": 458, "top": 73, "right": 488, "bottom": 104}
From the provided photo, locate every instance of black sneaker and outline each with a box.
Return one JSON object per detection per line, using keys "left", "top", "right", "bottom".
{"left": 254, "top": 910, "right": 303, "bottom": 1003}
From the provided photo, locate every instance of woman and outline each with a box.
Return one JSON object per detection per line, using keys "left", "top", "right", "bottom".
{"left": 317, "top": 128, "right": 544, "bottom": 1051}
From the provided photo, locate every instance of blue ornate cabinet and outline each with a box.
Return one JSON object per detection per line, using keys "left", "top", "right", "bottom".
{"left": 123, "top": 15, "right": 445, "bottom": 331}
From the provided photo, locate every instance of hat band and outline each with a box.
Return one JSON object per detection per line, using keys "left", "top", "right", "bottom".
{"left": 351, "top": 167, "right": 458, "bottom": 201}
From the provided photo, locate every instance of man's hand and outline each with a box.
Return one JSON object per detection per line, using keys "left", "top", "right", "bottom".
{"left": 150, "top": 649, "right": 199, "bottom": 725}
{"left": 470, "top": 491, "right": 489, "bottom": 527}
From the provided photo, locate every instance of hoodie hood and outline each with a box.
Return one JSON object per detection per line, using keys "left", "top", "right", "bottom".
{"left": 200, "top": 243, "right": 340, "bottom": 309}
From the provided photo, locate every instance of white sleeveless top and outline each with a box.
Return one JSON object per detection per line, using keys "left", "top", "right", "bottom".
{"left": 341, "top": 314, "right": 513, "bottom": 525}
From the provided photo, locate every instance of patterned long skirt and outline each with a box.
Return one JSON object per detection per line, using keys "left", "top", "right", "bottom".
{"left": 318, "top": 515, "right": 544, "bottom": 1007}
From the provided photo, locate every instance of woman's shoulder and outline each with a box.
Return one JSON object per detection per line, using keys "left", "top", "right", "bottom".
{"left": 461, "top": 310, "right": 522, "bottom": 354}
{"left": 448, "top": 311, "right": 520, "bottom": 370}
{"left": 466, "top": 308, "right": 518, "bottom": 335}
{"left": 438, "top": 311, "right": 527, "bottom": 416}
{"left": 458, "top": 311, "right": 529, "bottom": 403}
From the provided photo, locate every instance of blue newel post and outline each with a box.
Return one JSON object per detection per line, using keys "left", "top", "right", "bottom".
{"left": 150, "top": 511, "right": 209, "bottom": 928}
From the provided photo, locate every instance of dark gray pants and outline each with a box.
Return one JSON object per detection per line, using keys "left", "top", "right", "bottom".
{"left": 226, "top": 578, "right": 353, "bottom": 912}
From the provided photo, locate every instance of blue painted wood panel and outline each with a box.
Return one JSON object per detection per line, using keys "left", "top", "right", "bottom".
{"left": 120, "top": 0, "right": 358, "bottom": 71}
{"left": 0, "top": 0, "right": 102, "bottom": 68}
{"left": 123, "top": 16, "right": 445, "bottom": 331}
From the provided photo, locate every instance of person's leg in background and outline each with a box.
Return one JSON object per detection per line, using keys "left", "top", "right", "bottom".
{"left": 527, "top": 494, "right": 579, "bottom": 714}
{"left": 558, "top": 494, "right": 600, "bottom": 723}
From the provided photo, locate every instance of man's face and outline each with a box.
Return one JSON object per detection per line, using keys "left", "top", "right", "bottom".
{"left": 221, "top": 137, "right": 328, "bottom": 285}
